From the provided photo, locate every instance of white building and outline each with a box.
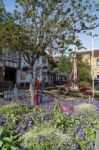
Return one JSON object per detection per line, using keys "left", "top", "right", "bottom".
{"left": 16, "top": 56, "right": 58, "bottom": 87}
{"left": 0, "top": 47, "right": 66, "bottom": 91}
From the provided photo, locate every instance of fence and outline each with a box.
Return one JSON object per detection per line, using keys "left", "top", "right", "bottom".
{"left": 3, "top": 89, "right": 25, "bottom": 99}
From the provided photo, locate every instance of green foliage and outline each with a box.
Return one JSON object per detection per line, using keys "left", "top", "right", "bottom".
{"left": 77, "top": 54, "right": 91, "bottom": 82}
{"left": 0, "top": 1, "right": 7, "bottom": 22}
{"left": 0, "top": 104, "right": 29, "bottom": 115}
{"left": 0, "top": 128, "right": 21, "bottom": 150}
{"left": 79, "top": 81, "right": 91, "bottom": 87}
{"left": 79, "top": 66, "right": 90, "bottom": 82}
{"left": 0, "top": 0, "right": 99, "bottom": 66}
{"left": 0, "top": 102, "right": 98, "bottom": 150}
{"left": 23, "top": 126, "right": 67, "bottom": 150}
{"left": 58, "top": 87, "right": 65, "bottom": 94}
{"left": 68, "top": 92, "right": 85, "bottom": 98}
{"left": 74, "top": 104, "right": 97, "bottom": 113}
{"left": 0, "top": 105, "right": 34, "bottom": 149}
{"left": 54, "top": 55, "right": 72, "bottom": 76}
{"left": 23, "top": 104, "right": 98, "bottom": 150}
{"left": 79, "top": 81, "right": 91, "bottom": 92}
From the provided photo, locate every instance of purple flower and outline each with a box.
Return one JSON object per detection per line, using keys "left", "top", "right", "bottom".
{"left": 90, "top": 142, "right": 94, "bottom": 146}
{"left": 0, "top": 116, "right": 4, "bottom": 123}
{"left": 66, "top": 113, "right": 71, "bottom": 118}
{"left": 21, "top": 128, "right": 26, "bottom": 135}
{"left": 44, "top": 109, "right": 48, "bottom": 113}
{"left": 15, "top": 127, "right": 19, "bottom": 133}
{"left": 80, "top": 120, "right": 84, "bottom": 125}
{"left": 78, "top": 131, "right": 83, "bottom": 138}
{"left": 28, "top": 123, "right": 32, "bottom": 128}
{"left": 18, "top": 124, "right": 23, "bottom": 128}
{"left": 65, "top": 123, "right": 70, "bottom": 126}
{"left": 39, "top": 135, "right": 45, "bottom": 141}
{"left": 88, "top": 148, "right": 92, "bottom": 150}
{"left": 72, "top": 143, "right": 77, "bottom": 150}
{"left": 43, "top": 114, "right": 51, "bottom": 121}
{"left": 73, "top": 128, "right": 77, "bottom": 134}
{"left": 35, "top": 115, "right": 40, "bottom": 120}
{"left": 55, "top": 146, "right": 59, "bottom": 150}
{"left": 25, "top": 118, "right": 30, "bottom": 125}
{"left": 7, "top": 118, "right": 12, "bottom": 124}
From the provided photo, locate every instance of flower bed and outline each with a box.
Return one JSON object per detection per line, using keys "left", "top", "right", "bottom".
{"left": 0, "top": 97, "right": 99, "bottom": 150}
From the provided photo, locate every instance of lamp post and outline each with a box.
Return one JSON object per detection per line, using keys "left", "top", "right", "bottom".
{"left": 92, "top": 30, "right": 95, "bottom": 100}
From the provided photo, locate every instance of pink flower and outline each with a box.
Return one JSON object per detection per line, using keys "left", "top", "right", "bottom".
{"left": 60, "top": 104, "right": 69, "bottom": 112}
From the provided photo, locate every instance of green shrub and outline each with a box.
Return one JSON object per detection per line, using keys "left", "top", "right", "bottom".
{"left": 79, "top": 81, "right": 91, "bottom": 89}
{"left": 0, "top": 104, "right": 29, "bottom": 115}
{"left": 58, "top": 87, "right": 65, "bottom": 94}
{"left": 68, "top": 92, "right": 85, "bottom": 98}
{"left": 74, "top": 103, "right": 97, "bottom": 113}
{"left": 23, "top": 125, "right": 67, "bottom": 150}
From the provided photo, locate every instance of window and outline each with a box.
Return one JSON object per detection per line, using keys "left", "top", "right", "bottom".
{"left": 97, "top": 72, "right": 99, "bottom": 79}
{"left": 42, "top": 58, "right": 46, "bottom": 64}
{"left": 42, "top": 72, "right": 46, "bottom": 76}
{"left": 97, "top": 75, "right": 99, "bottom": 79}
{"left": 96, "top": 58, "right": 99, "bottom": 66}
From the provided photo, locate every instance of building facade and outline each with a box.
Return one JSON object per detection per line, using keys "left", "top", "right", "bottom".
{"left": 0, "top": 48, "right": 20, "bottom": 91}
{"left": 18, "top": 56, "right": 66, "bottom": 87}
{"left": 0, "top": 47, "right": 66, "bottom": 91}
{"left": 79, "top": 50, "right": 99, "bottom": 80}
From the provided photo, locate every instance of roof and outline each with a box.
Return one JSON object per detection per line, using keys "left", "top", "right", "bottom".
{"left": 79, "top": 49, "right": 99, "bottom": 57}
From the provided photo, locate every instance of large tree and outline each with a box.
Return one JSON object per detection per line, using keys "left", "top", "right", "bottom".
{"left": 0, "top": 0, "right": 99, "bottom": 66}
{"left": 0, "top": 0, "right": 98, "bottom": 104}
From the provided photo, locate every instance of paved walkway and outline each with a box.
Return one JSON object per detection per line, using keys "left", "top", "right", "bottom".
{"left": 95, "top": 129, "right": 99, "bottom": 150}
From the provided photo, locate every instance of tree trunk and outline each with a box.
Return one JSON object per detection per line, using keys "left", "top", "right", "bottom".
{"left": 30, "top": 75, "right": 34, "bottom": 105}
{"left": 29, "top": 65, "right": 36, "bottom": 106}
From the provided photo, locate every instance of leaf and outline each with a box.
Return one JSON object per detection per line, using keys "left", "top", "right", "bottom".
{"left": 78, "top": 140, "right": 85, "bottom": 148}
{"left": 0, "top": 141, "right": 3, "bottom": 148}
{"left": 11, "top": 146, "right": 19, "bottom": 150}
{"left": 70, "top": 118, "right": 75, "bottom": 124}
{"left": 3, "top": 137, "right": 11, "bottom": 142}
{"left": 56, "top": 118, "right": 62, "bottom": 125}
{"left": 0, "top": 127, "right": 3, "bottom": 135}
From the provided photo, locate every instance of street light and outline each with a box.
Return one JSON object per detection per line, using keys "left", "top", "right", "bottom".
{"left": 91, "top": 30, "right": 95, "bottom": 101}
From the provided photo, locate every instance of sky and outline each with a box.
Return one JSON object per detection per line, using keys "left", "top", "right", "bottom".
{"left": 3, "top": 0, "right": 99, "bottom": 51}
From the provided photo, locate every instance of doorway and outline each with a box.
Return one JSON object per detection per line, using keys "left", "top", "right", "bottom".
{"left": 5, "top": 67, "right": 16, "bottom": 84}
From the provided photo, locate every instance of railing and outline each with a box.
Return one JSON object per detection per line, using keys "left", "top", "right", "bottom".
{"left": 3, "top": 89, "right": 25, "bottom": 99}
{"left": 0, "top": 60, "right": 4, "bottom": 67}
{"left": 0, "top": 81, "right": 13, "bottom": 92}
